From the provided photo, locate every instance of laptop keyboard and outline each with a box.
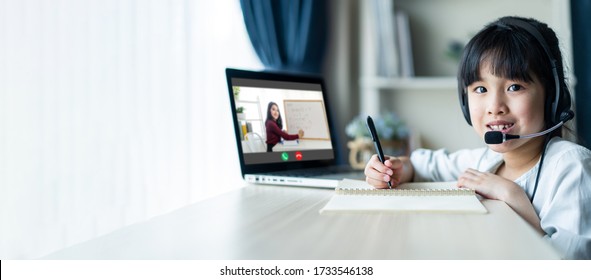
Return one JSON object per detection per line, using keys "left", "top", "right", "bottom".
{"left": 266, "top": 165, "right": 361, "bottom": 178}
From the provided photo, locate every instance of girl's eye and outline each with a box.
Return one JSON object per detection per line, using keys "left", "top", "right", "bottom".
{"left": 508, "top": 84, "right": 522, "bottom": 91}
{"left": 474, "top": 86, "right": 487, "bottom": 94}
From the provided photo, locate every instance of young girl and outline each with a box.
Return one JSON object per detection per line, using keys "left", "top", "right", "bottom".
{"left": 265, "top": 102, "right": 304, "bottom": 152}
{"left": 364, "top": 16, "right": 591, "bottom": 259}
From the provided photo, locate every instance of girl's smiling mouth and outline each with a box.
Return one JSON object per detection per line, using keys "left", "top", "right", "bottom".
{"left": 487, "top": 121, "right": 515, "bottom": 133}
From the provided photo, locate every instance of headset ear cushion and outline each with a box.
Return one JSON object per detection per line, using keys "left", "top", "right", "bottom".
{"left": 460, "top": 90, "right": 472, "bottom": 126}
{"left": 550, "top": 83, "right": 573, "bottom": 124}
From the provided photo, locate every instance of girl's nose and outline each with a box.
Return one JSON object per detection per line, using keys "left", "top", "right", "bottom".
{"left": 487, "top": 91, "right": 509, "bottom": 116}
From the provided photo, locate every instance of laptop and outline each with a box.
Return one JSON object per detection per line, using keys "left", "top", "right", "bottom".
{"left": 226, "top": 68, "right": 364, "bottom": 188}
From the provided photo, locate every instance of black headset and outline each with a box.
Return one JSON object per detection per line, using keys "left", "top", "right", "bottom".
{"left": 458, "top": 17, "right": 573, "bottom": 127}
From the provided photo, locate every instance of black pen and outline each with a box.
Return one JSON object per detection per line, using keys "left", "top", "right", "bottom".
{"left": 366, "top": 116, "right": 392, "bottom": 189}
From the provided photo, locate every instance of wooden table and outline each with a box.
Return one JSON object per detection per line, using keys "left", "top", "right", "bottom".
{"left": 44, "top": 184, "right": 560, "bottom": 259}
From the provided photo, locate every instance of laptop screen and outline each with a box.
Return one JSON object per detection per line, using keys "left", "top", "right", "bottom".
{"left": 227, "top": 69, "right": 337, "bottom": 172}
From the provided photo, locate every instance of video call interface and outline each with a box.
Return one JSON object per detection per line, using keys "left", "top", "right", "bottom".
{"left": 232, "top": 78, "right": 334, "bottom": 165}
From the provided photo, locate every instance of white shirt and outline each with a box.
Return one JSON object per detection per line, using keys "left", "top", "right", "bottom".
{"left": 410, "top": 137, "right": 591, "bottom": 259}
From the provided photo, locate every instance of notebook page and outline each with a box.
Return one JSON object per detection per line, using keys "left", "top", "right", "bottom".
{"left": 320, "top": 180, "right": 487, "bottom": 214}
{"left": 338, "top": 179, "right": 459, "bottom": 191}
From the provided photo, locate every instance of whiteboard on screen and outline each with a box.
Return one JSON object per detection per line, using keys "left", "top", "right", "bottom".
{"left": 283, "top": 100, "right": 330, "bottom": 140}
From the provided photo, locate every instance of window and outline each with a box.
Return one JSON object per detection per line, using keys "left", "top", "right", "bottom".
{"left": 0, "top": 0, "right": 261, "bottom": 259}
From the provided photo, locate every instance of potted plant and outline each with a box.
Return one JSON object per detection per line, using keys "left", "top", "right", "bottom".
{"left": 236, "top": 106, "right": 245, "bottom": 120}
{"left": 233, "top": 86, "right": 245, "bottom": 119}
{"left": 345, "top": 112, "right": 409, "bottom": 169}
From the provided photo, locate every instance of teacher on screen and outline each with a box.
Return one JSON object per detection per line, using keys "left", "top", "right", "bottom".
{"left": 265, "top": 102, "right": 304, "bottom": 152}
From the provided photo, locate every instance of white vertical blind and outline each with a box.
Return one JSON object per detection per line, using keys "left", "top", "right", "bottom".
{"left": 0, "top": 0, "right": 261, "bottom": 259}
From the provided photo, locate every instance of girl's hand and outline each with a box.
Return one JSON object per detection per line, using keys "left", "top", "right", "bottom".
{"left": 364, "top": 154, "right": 405, "bottom": 189}
{"left": 457, "top": 168, "right": 543, "bottom": 235}
{"left": 457, "top": 168, "right": 520, "bottom": 200}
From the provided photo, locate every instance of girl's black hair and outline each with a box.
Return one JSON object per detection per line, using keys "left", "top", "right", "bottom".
{"left": 266, "top": 102, "right": 282, "bottom": 128}
{"left": 457, "top": 16, "right": 571, "bottom": 131}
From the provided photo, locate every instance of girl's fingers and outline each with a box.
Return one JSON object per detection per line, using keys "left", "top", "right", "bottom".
{"left": 366, "top": 176, "right": 391, "bottom": 189}
{"left": 366, "top": 155, "right": 393, "bottom": 175}
{"left": 365, "top": 154, "right": 400, "bottom": 187}
{"left": 458, "top": 169, "right": 486, "bottom": 188}
{"left": 364, "top": 166, "right": 390, "bottom": 182}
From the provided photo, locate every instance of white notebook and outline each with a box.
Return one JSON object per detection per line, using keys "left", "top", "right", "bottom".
{"left": 320, "top": 179, "right": 487, "bottom": 214}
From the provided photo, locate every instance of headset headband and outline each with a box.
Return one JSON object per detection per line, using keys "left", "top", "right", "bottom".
{"left": 499, "top": 18, "right": 561, "bottom": 124}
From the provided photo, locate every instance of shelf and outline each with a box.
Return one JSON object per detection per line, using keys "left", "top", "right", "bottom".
{"left": 235, "top": 96, "right": 265, "bottom": 139}
{"left": 235, "top": 100, "right": 259, "bottom": 104}
{"left": 360, "top": 76, "right": 457, "bottom": 91}
{"left": 241, "top": 118, "right": 262, "bottom": 122}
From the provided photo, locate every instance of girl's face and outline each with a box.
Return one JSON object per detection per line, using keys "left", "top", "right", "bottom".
{"left": 467, "top": 63, "right": 546, "bottom": 153}
{"left": 270, "top": 104, "right": 279, "bottom": 120}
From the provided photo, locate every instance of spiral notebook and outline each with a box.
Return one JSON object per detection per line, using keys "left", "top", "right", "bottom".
{"left": 319, "top": 179, "right": 487, "bottom": 214}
